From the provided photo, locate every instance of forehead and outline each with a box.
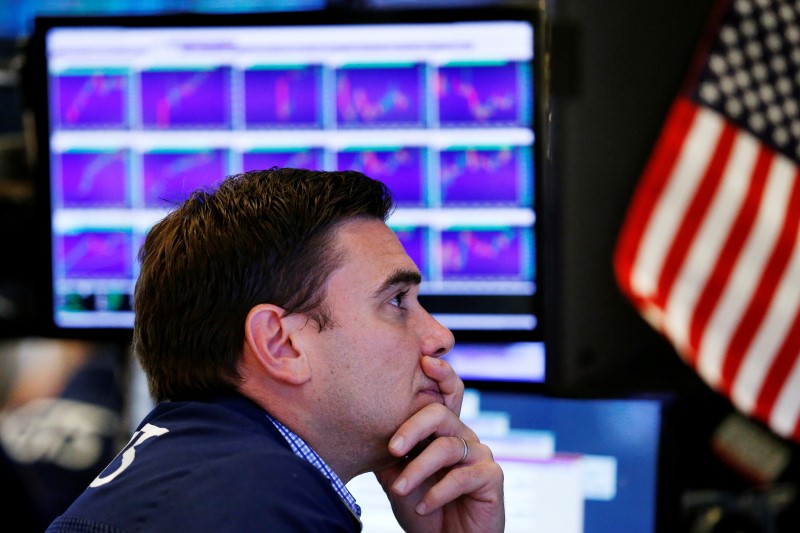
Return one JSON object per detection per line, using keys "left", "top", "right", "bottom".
{"left": 330, "top": 218, "right": 419, "bottom": 285}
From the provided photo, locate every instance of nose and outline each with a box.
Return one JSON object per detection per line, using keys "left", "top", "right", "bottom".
{"left": 420, "top": 310, "right": 455, "bottom": 358}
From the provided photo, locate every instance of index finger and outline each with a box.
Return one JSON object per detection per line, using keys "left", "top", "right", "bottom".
{"left": 421, "top": 355, "right": 463, "bottom": 416}
{"left": 388, "top": 402, "right": 473, "bottom": 458}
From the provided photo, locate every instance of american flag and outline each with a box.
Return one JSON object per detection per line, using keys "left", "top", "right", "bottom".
{"left": 614, "top": 0, "right": 800, "bottom": 443}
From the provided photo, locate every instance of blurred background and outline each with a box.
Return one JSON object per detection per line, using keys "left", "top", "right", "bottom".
{"left": 1, "top": 0, "right": 799, "bottom": 532}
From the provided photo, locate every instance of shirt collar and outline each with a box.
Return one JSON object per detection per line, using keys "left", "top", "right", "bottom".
{"left": 266, "top": 414, "right": 362, "bottom": 518}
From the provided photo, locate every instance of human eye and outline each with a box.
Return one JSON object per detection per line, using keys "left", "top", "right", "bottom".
{"left": 389, "top": 289, "right": 410, "bottom": 309}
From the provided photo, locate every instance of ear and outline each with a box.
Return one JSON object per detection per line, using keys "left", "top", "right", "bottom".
{"left": 244, "top": 304, "right": 311, "bottom": 385}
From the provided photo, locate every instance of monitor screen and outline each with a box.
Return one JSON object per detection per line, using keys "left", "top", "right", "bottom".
{"left": 29, "top": 7, "right": 550, "bottom": 382}
{"left": 347, "top": 389, "right": 668, "bottom": 533}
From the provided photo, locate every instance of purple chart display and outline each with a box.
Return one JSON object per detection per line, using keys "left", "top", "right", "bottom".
{"left": 58, "top": 150, "right": 129, "bottom": 208}
{"left": 244, "top": 66, "right": 322, "bottom": 128}
{"left": 440, "top": 228, "right": 530, "bottom": 280}
{"left": 437, "top": 63, "right": 528, "bottom": 126}
{"left": 336, "top": 65, "right": 425, "bottom": 127}
{"left": 59, "top": 231, "right": 133, "bottom": 279}
{"left": 54, "top": 72, "right": 128, "bottom": 129}
{"left": 140, "top": 68, "right": 231, "bottom": 129}
{"left": 439, "top": 147, "right": 527, "bottom": 206}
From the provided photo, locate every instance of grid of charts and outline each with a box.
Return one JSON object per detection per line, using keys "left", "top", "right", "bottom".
{"left": 46, "top": 21, "right": 536, "bottom": 328}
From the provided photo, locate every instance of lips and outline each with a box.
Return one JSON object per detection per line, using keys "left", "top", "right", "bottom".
{"left": 418, "top": 385, "right": 444, "bottom": 404}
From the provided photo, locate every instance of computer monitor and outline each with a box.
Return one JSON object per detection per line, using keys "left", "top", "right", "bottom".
{"left": 27, "top": 5, "right": 551, "bottom": 384}
{"left": 348, "top": 389, "right": 671, "bottom": 533}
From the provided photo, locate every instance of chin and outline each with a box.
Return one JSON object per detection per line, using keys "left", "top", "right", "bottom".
{"left": 373, "top": 433, "right": 435, "bottom": 474}
{"left": 370, "top": 453, "right": 403, "bottom": 474}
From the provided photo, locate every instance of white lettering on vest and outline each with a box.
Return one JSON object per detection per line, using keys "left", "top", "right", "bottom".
{"left": 90, "top": 423, "right": 169, "bottom": 487}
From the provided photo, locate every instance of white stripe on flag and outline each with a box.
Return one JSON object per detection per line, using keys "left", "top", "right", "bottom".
{"left": 697, "top": 154, "right": 795, "bottom": 388}
{"left": 770, "top": 356, "right": 800, "bottom": 439}
{"left": 662, "top": 130, "right": 759, "bottom": 353}
{"left": 631, "top": 108, "right": 723, "bottom": 298}
{"left": 733, "top": 220, "right": 800, "bottom": 413}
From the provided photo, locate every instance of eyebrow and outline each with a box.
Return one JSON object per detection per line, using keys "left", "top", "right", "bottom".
{"left": 373, "top": 268, "right": 422, "bottom": 297}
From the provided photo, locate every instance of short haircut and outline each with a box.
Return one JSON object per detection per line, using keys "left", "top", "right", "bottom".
{"left": 133, "top": 168, "right": 393, "bottom": 402}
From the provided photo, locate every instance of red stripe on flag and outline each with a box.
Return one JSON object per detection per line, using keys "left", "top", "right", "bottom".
{"left": 685, "top": 146, "right": 773, "bottom": 365}
{"left": 719, "top": 167, "right": 800, "bottom": 396}
{"left": 752, "top": 307, "right": 800, "bottom": 436}
{"left": 652, "top": 121, "right": 737, "bottom": 310}
{"left": 613, "top": 98, "right": 698, "bottom": 301}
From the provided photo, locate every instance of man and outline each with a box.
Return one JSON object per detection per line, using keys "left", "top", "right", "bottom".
{"left": 46, "top": 168, "right": 504, "bottom": 532}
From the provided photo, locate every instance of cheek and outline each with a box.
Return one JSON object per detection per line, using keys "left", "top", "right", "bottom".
{"left": 324, "top": 315, "right": 422, "bottom": 390}
{"left": 346, "top": 341, "right": 417, "bottom": 401}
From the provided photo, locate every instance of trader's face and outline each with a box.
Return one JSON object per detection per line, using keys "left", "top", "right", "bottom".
{"left": 300, "top": 218, "right": 454, "bottom": 471}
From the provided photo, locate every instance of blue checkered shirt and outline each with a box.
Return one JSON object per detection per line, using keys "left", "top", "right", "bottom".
{"left": 267, "top": 415, "right": 362, "bottom": 518}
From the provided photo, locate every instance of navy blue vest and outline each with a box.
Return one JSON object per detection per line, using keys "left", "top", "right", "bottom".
{"left": 46, "top": 395, "right": 361, "bottom": 532}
